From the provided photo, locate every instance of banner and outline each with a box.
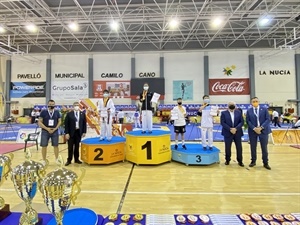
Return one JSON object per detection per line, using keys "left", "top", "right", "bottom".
{"left": 209, "top": 78, "right": 250, "bottom": 95}
{"left": 93, "top": 81, "right": 130, "bottom": 98}
{"left": 173, "top": 80, "right": 193, "bottom": 100}
{"left": 51, "top": 80, "right": 88, "bottom": 101}
{"left": 10, "top": 82, "right": 46, "bottom": 98}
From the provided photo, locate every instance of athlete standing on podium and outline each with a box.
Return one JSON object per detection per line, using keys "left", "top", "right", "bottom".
{"left": 140, "top": 83, "right": 153, "bottom": 133}
{"left": 98, "top": 89, "right": 115, "bottom": 141}
{"left": 198, "top": 95, "right": 214, "bottom": 150}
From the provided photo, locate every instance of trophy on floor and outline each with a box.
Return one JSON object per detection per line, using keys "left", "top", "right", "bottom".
{"left": 0, "top": 153, "right": 13, "bottom": 221}
{"left": 11, "top": 149, "right": 47, "bottom": 225}
{"left": 40, "top": 155, "right": 85, "bottom": 225}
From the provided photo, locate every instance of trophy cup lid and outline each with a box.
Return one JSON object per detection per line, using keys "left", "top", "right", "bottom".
{"left": 43, "top": 168, "right": 78, "bottom": 186}
{"left": 12, "top": 150, "right": 45, "bottom": 175}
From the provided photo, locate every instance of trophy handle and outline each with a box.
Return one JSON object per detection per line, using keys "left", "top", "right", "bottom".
{"left": 71, "top": 167, "right": 85, "bottom": 205}
{"left": 4, "top": 153, "right": 14, "bottom": 180}
{"left": 37, "top": 169, "right": 46, "bottom": 199}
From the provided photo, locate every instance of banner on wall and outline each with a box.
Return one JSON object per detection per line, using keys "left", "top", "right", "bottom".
{"left": 93, "top": 81, "right": 130, "bottom": 98}
{"left": 10, "top": 82, "right": 46, "bottom": 98}
{"left": 209, "top": 78, "right": 250, "bottom": 95}
{"left": 173, "top": 80, "right": 193, "bottom": 100}
{"left": 51, "top": 80, "right": 88, "bottom": 101}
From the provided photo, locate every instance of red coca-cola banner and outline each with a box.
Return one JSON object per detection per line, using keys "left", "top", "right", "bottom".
{"left": 209, "top": 78, "right": 250, "bottom": 95}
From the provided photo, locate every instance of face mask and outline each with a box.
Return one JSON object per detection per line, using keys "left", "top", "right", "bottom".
{"left": 143, "top": 86, "right": 149, "bottom": 91}
{"left": 252, "top": 102, "right": 259, "bottom": 107}
{"left": 228, "top": 105, "right": 235, "bottom": 110}
{"left": 103, "top": 93, "right": 109, "bottom": 98}
{"left": 74, "top": 106, "right": 79, "bottom": 111}
{"left": 178, "top": 102, "right": 182, "bottom": 105}
{"left": 48, "top": 105, "right": 55, "bottom": 109}
{"left": 204, "top": 99, "right": 210, "bottom": 104}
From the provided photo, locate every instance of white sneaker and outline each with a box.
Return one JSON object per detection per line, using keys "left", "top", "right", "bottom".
{"left": 55, "top": 158, "right": 61, "bottom": 165}
{"left": 99, "top": 137, "right": 104, "bottom": 141}
{"left": 41, "top": 160, "right": 46, "bottom": 167}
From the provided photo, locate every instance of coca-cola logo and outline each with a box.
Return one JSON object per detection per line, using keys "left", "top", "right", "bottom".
{"left": 209, "top": 78, "right": 250, "bottom": 95}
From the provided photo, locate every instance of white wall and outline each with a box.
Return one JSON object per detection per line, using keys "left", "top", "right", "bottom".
{"left": 51, "top": 55, "right": 89, "bottom": 104}
{"left": 254, "top": 50, "right": 296, "bottom": 107}
{"left": 10, "top": 55, "right": 47, "bottom": 115}
{"left": 164, "top": 52, "right": 204, "bottom": 104}
{"left": 208, "top": 50, "right": 250, "bottom": 103}
{"left": 135, "top": 53, "right": 160, "bottom": 78}
{"left": 6, "top": 50, "right": 298, "bottom": 113}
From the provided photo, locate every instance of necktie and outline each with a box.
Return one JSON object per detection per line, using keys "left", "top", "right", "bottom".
{"left": 254, "top": 108, "right": 260, "bottom": 126}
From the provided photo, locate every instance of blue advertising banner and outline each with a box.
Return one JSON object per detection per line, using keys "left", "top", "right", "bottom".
{"left": 173, "top": 80, "right": 193, "bottom": 100}
{"left": 10, "top": 82, "right": 46, "bottom": 98}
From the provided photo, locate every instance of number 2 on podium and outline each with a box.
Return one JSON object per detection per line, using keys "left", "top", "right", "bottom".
{"left": 141, "top": 141, "right": 152, "bottom": 160}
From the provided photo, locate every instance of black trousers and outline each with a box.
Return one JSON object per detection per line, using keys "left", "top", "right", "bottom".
{"left": 224, "top": 134, "right": 243, "bottom": 163}
{"left": 249, "top": 133, "right": 269, "bottom": 165}
{"left": 67, "top": 129, "right": 81, "bottom": 162}
{"left": 273, "top": 117, "right": 281, "bottom": 127}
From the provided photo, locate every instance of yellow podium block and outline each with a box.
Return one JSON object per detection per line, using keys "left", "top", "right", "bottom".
{"left": 125, "top": 130, "right": 171, "bottom": 165}
{"left": 81, "top": 137, "right": 125, "bottom": 165}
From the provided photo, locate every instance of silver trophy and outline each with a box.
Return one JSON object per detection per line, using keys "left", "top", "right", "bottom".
{"left": 11, "top": 149, "right": 47, "bottom": 225}
{"left": 40, "top": 155, "right": 85, "bottom": 225}
{"left": 0, "top": 153, "right": 13, "bottom": 221}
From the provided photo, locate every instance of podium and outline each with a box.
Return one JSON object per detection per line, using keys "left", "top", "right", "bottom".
{"left": 125, "top": 130, "right": 171, "bottom": 165}
{"left": 172, "top": 143, "right": 220, "bottom": 166}
{"left": 81, "top": 137, "right": 126, "bottom": 165}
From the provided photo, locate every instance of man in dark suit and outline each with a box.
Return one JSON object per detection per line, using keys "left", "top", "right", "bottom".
{"left": 221, "top": 101, "right": 244, "bottom": 167}
{"left": 246, "top": 97, "right": 271, "bottom": 170}
{"left": 64, "top": 101, "right": 87, "bottom": 166}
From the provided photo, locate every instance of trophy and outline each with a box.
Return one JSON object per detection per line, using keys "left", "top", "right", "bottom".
{"left": 11, "top": 149, "right": 47, "bottom": 225}
{"left": 40, "top": 155, "right": 85, "bottom": 225}
{"left": 0, "top": 153, "right": 13, "bottom": 221}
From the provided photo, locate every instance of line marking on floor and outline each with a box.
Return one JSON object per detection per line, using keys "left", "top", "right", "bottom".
{"left": 2, "top": 188, "right": 297, "bottom": 196}
{"left": 116, "top": 163, "right": 135, "bottom": 213}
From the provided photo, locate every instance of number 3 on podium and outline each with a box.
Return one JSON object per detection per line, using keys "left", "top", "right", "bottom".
{"left": 142, "top": 141, "right": 152, "bottom": 160}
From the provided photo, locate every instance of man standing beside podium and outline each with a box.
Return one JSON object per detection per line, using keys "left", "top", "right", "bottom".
{"left": 246, "top": 97, "right": 271, "bottom": 170}
{"left": 64, "top": 102, "right": 87, "bottom": 166}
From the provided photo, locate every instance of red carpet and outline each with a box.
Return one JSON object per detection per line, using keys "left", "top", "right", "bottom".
{"left": 0, "top": 143, "right": 34, "bottom": 154}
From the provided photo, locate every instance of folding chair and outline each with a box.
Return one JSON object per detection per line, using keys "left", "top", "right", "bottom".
{"left": 24, "top": 131, "right": 40, "bottom": 152}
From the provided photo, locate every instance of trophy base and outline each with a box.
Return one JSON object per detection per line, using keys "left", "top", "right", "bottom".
{"left": 35, "top": 217, "right": 43, "bottom": 225}
{"left": 0, "top": 204, "right": 11, "bottom": 221}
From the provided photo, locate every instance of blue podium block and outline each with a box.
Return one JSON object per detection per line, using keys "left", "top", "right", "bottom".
{"left": 171, "top": 144, "right": 220, "bottom": 166}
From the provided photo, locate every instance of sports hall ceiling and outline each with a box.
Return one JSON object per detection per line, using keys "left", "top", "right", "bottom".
{"left": 0, "top": 0, "right": 299, "bottom": 53}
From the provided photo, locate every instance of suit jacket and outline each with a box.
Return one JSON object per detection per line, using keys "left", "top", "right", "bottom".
{"left": 246, "top": 106, "right": 271, "bottom": 136}
{"left": 64, "top": 111, "right": 87, "bottom": 138}
{"left": 221, "top": 110, "right": 244, "bottom": 138}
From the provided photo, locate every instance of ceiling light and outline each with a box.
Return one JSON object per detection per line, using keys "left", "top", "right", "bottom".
{"left": 110, "top": 21, "right": 119, "bottom": 31}
{"left": 212, "top": 17, "right": 223, "bottom": 28}
{"left": 259, "top": 18, "right": 270, "bottom": 26}
{"left": 26, "top": 23, "right": 37, "bottom": 32}
{"left": 0, "top": 26, "right": 5, "bottom": 33}
{"left": 169, "top": 18, "right": 179, "bottom": 29}
{"left": 68, "top": 22, "right": 79, "bottom": 31}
